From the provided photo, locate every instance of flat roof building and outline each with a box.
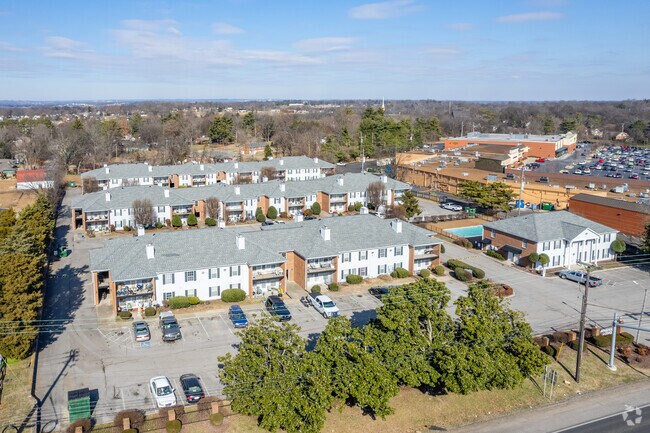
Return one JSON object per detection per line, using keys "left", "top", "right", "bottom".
{"left": 444, "top": 131, "right": 577, "bottom": 159}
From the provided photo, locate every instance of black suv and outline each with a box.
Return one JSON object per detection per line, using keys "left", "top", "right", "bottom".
{"left": 265, "top": 296, "right": 292, "bottom": 321}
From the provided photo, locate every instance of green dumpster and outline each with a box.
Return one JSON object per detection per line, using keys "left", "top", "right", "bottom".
{"left": 467, "top": 208, "right": 476, "bottom": 217}
{"left": 68, "top": 181, "right": 76, "bottom": 187}
{"left": 68, "top": 388, "right": 91, "bottom": 423}
{"left": 541, "top": 202, "right": 554, "bottom": 211}
{"left": 59, "top": 245, "right": 68, "bottom": 258}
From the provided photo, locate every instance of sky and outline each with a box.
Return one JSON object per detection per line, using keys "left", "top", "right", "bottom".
{"left": 0, "top": 0, "right": 648, "bottom": 101}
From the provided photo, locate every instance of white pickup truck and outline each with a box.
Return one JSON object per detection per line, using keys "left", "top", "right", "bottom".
{"left": 301, "top": 293, "right": 340, "bottom": 318}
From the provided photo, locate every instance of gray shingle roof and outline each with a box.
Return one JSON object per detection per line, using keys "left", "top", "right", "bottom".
{"left": 73, "top": 173, "right": 412, "bottom": 212}
{"left": 81, "top": 156, "right": 334, "bottom": 180}
{"left": 90, "top": 214, "right": 439, "bottom": 281}
{"left": 483, "top": 211, "right": 617, "bottom": 243}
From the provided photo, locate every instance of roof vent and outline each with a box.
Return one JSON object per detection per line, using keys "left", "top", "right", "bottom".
{"left": 320, "top": 226, "right": 331, "bottom": 241}
{"left": 146, "top": 243, "right": 155, "bottom": 260}
{"left": 279, "top": 159, "right": 284, "bottom": 166}
{"left": 314, "top": 157, "right": 319, "bottom": 164}
{"left": 234, "top": 162, "right": 239, "bottom": 169}
{"left": 280, "top": 183, "right": 286, "bottom": 192}
{"left": 148, "top": 165, "right": 153, "bottom": 172}
{"left": 390, "top": 219, "right": 402, "bottom": 233}
{"left": 105, "top": 192, "right": 111, "bottom": 202}
{"left": 337, "top": 176, "right": 344, "bottom": 186}
{"left": 164, "top": 189, "right": 170, "bottom": 198}
{"left": 235, "top": 186, "right": 241, "bottom": 195}
{"left": 236, "top": 234, "right": 245, "bottom": 250}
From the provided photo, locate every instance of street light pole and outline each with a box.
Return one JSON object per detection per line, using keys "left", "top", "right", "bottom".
{"left": 576, "top": 266, "right": 591, "bottom": 383}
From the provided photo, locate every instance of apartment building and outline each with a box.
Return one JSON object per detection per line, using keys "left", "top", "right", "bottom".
{"left": 80, "top": 156, "right": 335, "bottom": 191}
{"left": 89, "top": 215, "right": 441, "bottom": 312}
{"left": 482, "top": 211, "right": 618, "bottom": 268}
{"left": 72, "top": 173, "right": 411, "bottom": 230}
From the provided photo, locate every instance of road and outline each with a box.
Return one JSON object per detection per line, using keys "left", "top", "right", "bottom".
{"left": 453, "top": 379, "right": 650, "bottom": 433}
{"left": 29, "top": 188, "right": 650, "bottom": 431}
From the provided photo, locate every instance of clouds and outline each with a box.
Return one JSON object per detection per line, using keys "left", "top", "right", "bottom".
{"left": 41, "top": 36, "right": 95, "bottom": 60}
{"left": 294, "top": 37, "right": 358, "bottom": 53}
{"left": 497, "top": 11, "right": 564, "bottom": 23}
{"left": 0, "top": 41, "right": 23, "bottom": 52}
{"left": 212, "top": 22, "right": 244, "bottom": 35}
{"left": 448, "top": 22, "right": 473, "bottom": 31}
{"left": 348, "top": 0, "right": 421, "bottom": 20}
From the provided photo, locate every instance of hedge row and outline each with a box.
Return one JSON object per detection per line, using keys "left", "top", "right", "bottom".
{"left": 446, "top": 259, "right": 485, "bottom": 279}
{"left": 390, "top": 267, "right": 410, "bottom": 278}
{"left": 346, "top": 274, "right": 363, "bottom": 284}
{"left": 221, "top": 288, "right": 247, "bottom": 302}
{"left": 485, "top": 250, "right": 506, "bottom": 261}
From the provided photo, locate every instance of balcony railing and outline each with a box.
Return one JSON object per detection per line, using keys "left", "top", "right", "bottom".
{"left": 86, "top": 214, "right": 109, "bottom": 221}
{"left": 172, "top": 208, "right": 193, "bottom": 215}
{"left": 116, "top": 283, "right": 153, "bottom": 297}
{"left": 414, "top": 249, "right": 438, "bottom": 259}
{"left": 307, "top": 262, "right": 335, "bottom": 273}
{"left": 329, "top": 196, "right": 347, "bottom": 203}
{"left": 252, "top": 267, "right": 283, "bottom": 280}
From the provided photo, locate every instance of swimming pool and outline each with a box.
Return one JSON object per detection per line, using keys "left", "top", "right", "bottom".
{"left": 445, "top": 225, "right": 484, "bottom": 238}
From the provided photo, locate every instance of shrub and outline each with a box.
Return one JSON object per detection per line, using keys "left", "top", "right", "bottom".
{"left": 166, "top": 420, "right": 182, "bottom": 433}
{"left": 280, "top": 211, "right": 288, "bottom": 219}
{"left": 446, "top": 259, "right": 485, "bottom": 279}
{"left": 485, "top": 250, "right": 505, "bottom": 261}
{"left": 162, "top": 299, "right": 169, "bottom": 308}
{"left": 440, "top": 244, "right": 445, "bottom": 253}
{"left": 304, "top": 208, "right": 313, "bottom": 216}
{"left": 123, "top": 225, "right": 132, "bottom": 232}
{"left": 119, "top": 311, "right": 132, "bottom": 320}
{"left": 172, "top": 215, "right": 182, "bottom": 227}
{"left": 188, "top": 296, "right": 201, "bottom": 305}
{"left": 197, "top": 396, "right": 222, "bottom": 412}
{"left": 168, "top": 296, "right": 190, "bottom": 309}
{"left": 109, "top": 224, "right": 115, "bottom": 232}
{"left": 155, "top": 221, "right": 164, "bottom": 229}
{"left": 205, "top": 217, "right": 216, "bottom": 226}
{"left": 419, "top": 269, "right": 431, "bottom": 278}
{"left": 434, "top": 265, "right": 445, "bottom": 276}
{"left": 592, "top": 332, "right": 634, "bottom": 348}
{"left": 346, "top": 274, "right": 363, "bottom": 284}
{"left": 114, "top": 410, "right": 146, "bottom": 429}
{"left": 348, "top": 204, "right": 355, "bottom": 212}
{"left": 210, "top": 413, "right": 224, "bottom": 426}
{"left": 144, "top": 307, "right": 156, "bottom": 317}
{"left": 354, "top": 202, "right": 363, "bottom": 212}
{"left": 541, "top": 345, "right": 557, "bottom": 358}
{"left": 256, "top": 212, "right": 266, "bottom": 223}
{"left": 453, "top": 267, "right": 472, "bottom": 281}
{"left": 390, "top": 267, "right": 410, "bottom": 278}
{"left": 66, "top": 418, "right": 92, "bottom": 433}
{"left": 311, "top": 285, "right": 321, "bottom": 293}
{"left": 453, "top": 238, "right": 472, "bottom": 248}
{"left": 311, "top": 202, "right": 321, "bottom": 215}
{"left": 187, "top": 214, "right": 198, "bottom": 226}
{"left": 267, "top": 206, "right": 278, "bottom": 219}
{"left": 328, "top": 282, "right": 339, "bottom": 292}
{"left": 221, "top": 288, "right": 247, "bottom": 302}
{"left": 568, "top": 340, "right": 580, "bottom": 351}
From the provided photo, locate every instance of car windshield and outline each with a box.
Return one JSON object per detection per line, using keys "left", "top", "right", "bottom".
{"left": 157, "top": 385, "right": 172, "bottom": 396}
{"left": 135, "top": 327, "right": 148, "bottom": 334}
{"left": 323, "top": 301, "right": 336, "bottom": 308}
{"left": 163, "top": 322, "right": 177, "bottom": 329}
{"left": 188, "top": 385, "right": 202, "bottom": 393}
{"left": 231, "top": 313, "right": 245, "bottom": 319}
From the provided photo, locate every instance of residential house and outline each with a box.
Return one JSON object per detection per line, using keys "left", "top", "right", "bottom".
{"left": 482, "top": 211, "right": 618, "bottom": 268}
{"left": 16, "top": 169, "right": 53, "bottom": 190}
{"left": 89, "top": 215, "right": 441, "bottom": 312}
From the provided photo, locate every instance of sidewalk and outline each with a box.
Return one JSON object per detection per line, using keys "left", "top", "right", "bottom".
{"left": 453, "top": 380, "right": 650, "bottom": 432}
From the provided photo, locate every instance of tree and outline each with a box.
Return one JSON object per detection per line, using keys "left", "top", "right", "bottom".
{"left": 559, "top": 118, "right": 577, "bottom": 133}
{"left": 132, "top": 199, "right": 156, "bottom": 228}
{"left": 82, "top": 176, "right": 100, "bottom": 194}
{"left": 0, "top": 252, "right": 44, "bottom": 359}
{"left": 610, "top": 239, "right": 626, "bottom": 261}
{"left": 311, "top": 202, "right": 321, "bottom": 215}
{"left": 242, "top": 111, "right": 256, "bottom": 136}
{"left": 0, "top": 208, "right": 16, "bottom": 241}
{"left": 259, "top": 115, "right": 276, "bottom": 142}
{"left": 641, "top": 224, "right": 650, "bottom": 253}
{"left": 218, "top": 318, "right": 332, "bottom": 433}
{"left": 209, "top": 115, "right": 235, "bottom": 144}
{"left": 362, "top": 279, "right": 454, "bottom": 389}
{"left": 538, "top": 253, "right": 550, "bottom": 268}
{"left": 542, "top": 116, "right": 555, "bottom": 135}
{"left": 205, "top": 197, "right": 220, "bottom": 220}
{"left": 187, "top": 213, "right": 198, "bottom": 226}
{"left": 314, "top": 316, "right": 398, "bottom": 417}
{"left": 264, "top": 144, "right": 273, "bottom": 159}
{"left": 458, "top": 181, "right": 514, "bottom": 210}
{"left": 171, "top": 214, "right": 182, "bottom": 227}
{"left": 260, "top": 166, "right": 275, "bottom": 181}
{"left": 366, "top": 181, "right": 386, "bottom": 210}
{"left": 267, "top": 206, "right": 278, "bottom": 220}
{"left": 255, "top": 207, "right": 266, "bottom": 223}
{"left": 400, "top": 190, "right": 421, "bottom": 219}
{"left": 528, "top": 252, "right": 540, "bottom": 269}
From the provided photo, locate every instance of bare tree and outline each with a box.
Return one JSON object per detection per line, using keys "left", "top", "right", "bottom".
{"left": 366, "top": 181, "right": 386, "bottom": 209}
{"left": 82, "top": 176, "right": 100, "bottom": 193}
{"left": 139, "top": 117, "right": 163, "bottom": 145}
{"left": 260, "top": 166, "right": 275, "bottom": 180}
{"left": 205, "top": 196, "right": 220, "bottom": 219}
{"left": 132, "top": 199, "right": 156, "bottom": 227}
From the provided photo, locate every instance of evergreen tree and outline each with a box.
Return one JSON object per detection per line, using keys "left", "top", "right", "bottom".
{"left": 266, "top": 206, "right": 278, "bottom": 219}
{"left": 264, "top": 144, "right": 273, "bottom": 159}
{"left": 400, "top": 190, "right": 422, "bottom": 219}
{"left": 208, "top": 115, "right": 235, "bottom": 144}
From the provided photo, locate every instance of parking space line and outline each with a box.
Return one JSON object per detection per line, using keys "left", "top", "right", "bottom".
{"left": 200, "top": 375, "right": 210, "bottom": 397}
{"left": 120, "top": 388, "right": 126, "bottom": 410}
{"left": 218, "top": 314, "right": 235, "bottom": 336}
{"left": 196, "top": 316, "right": 210, "bottom": 339}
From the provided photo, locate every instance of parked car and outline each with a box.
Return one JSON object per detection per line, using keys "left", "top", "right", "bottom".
{"left": 265, "top": 296, "right": 292, "bottom": 321}
{"left": 228, "top": 304, "right": 249, "bottom": 328}
{"left": 538, "top": 176, "right": 549, "bottom": 183}
{"left": 336, "top": 162, "right": 346, "bottom": 166}
{"left": 369, "top": 286, "right": 390, "bottom": 299}
{"left": 159, "top": 311, "right": 182, "bottom": 342}
{"left": 304, "top": 215, "right": 317, "bottom": 220}
{"left": 150, "top": 376, "right": 176, "bottom": 408}
{"left": 179, "top": 374, "right": 205, "bottom": 403}
{"left": 441, "top": 202, "right": 463, "bottom": 211}
{"left": 536, "top": 158, "right": 546, "bottom": 163}
{"left": 558, "top": 270, "right": 603, "bottom": 287}
{"left": 261, "top": 221, "right": 274, "bottom": 226}
{"left": 573, "top": 169, "right": 583, "bottom": 175}
{"left": 132, "top": 320, "right": 150, "bottom": 342}
{"left": 505, "top": 173, "right": 516, "bottom": 180}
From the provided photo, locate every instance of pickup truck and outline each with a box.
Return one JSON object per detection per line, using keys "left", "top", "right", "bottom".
{"left": 159, "top": 311, "right": 182, "bottom": 342}
{"left": 302, "top": 293, "right": 340, "bottom": 318}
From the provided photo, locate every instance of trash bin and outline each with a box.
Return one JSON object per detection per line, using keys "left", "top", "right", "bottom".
{"left": 59, "top": 245, "right": 68, "bottom": 258}
{"left": 68, "top": 181, "right": 76, "bottom": 187}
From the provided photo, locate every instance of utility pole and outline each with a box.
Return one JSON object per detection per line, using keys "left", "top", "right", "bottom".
{"left": 360, "top": 133, "right": 365, "bottom": 173}
{"left": 636, "top": 288, "right": 648, "bottom": 344}
{"left": 517, "top": 168, "right": 525, "bottom": 216}
{"left": 576, "top": 266, "right": 591, "bottom": 383}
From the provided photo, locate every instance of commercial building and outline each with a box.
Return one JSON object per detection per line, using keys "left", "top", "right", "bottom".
{"left": 482, "top": 211, "right": 618, "bottom": 268}
{"left": 72, "top": 173, "right": 411, "bottom": 231}
{"left": 444, "top": 131, "right": 577, "bottom": 159}
{"left": 89, "top": 215, "right": 441, "bottom": 312}
{"left": 80, "top": 156, "right": 335, "bottom": 191}
{"left": 568, "top": 193, "right": 650, "bottom": 238}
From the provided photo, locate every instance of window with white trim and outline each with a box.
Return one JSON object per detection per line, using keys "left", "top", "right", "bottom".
{"left": 379, "top": 248, "right": 387, "bottom": 258}
{"left": 359, "top": 267, "right": 367, "bottom": 277}
{"left": 378, "top": 264, "right": 387, "bottom": 274}
{"left": 522, "top": 240, "right": 528, "bottom": 248}
{"left": 209, "top": 268, "right": 219, "bottom": 279}
{"left": 554, "top": 240, "right": 561, "bottom": 249}
{"left": 394, "top": 246, "right": 403, "bottom": 256}
{"left": 491, "top": 229, "right": 495, "bottom": 238}
{"left": 230, "top": 266, "right": 240, "bottom": 277}
{"left": 342, "top": 252, "right": 351, "bottom": 263}
{"left": 162, "top": 273, "right": 175, "bottom": 285}
{"left": 230, "top": 283, "right": 241, "bottom": 289}
{"left": 185, "top": 289, "right": 197, "bottom": 297}
{"left": 163, "top": 292, "right": 174, "bottom": 300}
{"left": 394, "top": 262, "right": 402, "bottom": 270}
{"left": 209, "top": 286, "right": 221, "bottom": 297}
{"left": 185, "top": 271, "right": 196, "bottom": 282}
{"left": 359, "top": 250, "right": 368, "bottom": 260}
